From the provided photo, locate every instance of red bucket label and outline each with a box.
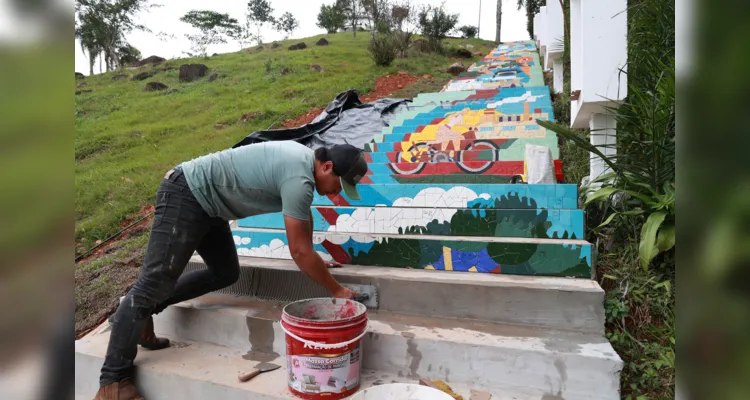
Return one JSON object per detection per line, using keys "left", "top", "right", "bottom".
{"left": 287, "top": 344, "right": 361, "bottom": 395}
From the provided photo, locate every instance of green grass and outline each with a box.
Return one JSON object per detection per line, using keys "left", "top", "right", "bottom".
{"left": 75, "top": 32, "right": 495, "bottom": 249}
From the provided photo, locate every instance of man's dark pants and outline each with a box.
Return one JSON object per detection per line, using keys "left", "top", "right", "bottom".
{"left": 99, "top": 168, "right": 239, "bottom": 386}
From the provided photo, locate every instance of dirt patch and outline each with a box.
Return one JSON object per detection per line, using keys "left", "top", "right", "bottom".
{"left": 282, "top": 72, "right": 421, "bottom": 128}
{"left": 75, "top": 244, "right": 144, "bottom": 338}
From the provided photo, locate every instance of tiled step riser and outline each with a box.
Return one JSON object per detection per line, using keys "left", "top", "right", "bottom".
{"left": 314, "top": 183, "right": 579, "bottom": 209}
{"left": 230, "top": 229, "right": 593, "bottom": 278}
{"left": 362, "top": 161, "right": 562, "bottom": 180}
{"left": 238, "top": 208, "right": 584, "bottom": 239}
{"left": 365, "top": 139, "right": 560, "bottom": 159}
{"left": 411, "top": 87, "right": 550, "bottom": 103}
{"left": 151, "top": 306, "right": 621, "bottom": 399}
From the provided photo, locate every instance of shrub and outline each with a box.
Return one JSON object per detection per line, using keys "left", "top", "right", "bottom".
{"left": 458, "top": 25, "right": 478, "bottom": 38}
{"left": 391, "top": 30, "right": 412, "bottom": 58}
{"left": 417, "top": 5, "right": 458, "bottom": 51}
{"left": 368, "top": 33, "right": 397, "bottom": 66}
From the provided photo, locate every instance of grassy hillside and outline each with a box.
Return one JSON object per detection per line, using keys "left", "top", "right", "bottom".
{"left": 75, "top": 32, "right": 495, "bottom": 252}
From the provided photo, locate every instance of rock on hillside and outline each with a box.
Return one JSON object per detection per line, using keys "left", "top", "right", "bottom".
{"left": 288, "top": 42, "right": 307, "bottom": 51}
{"left": 447, "top": 62, "right": 466, "bottom": 75}
{"left": 316, "top": 38, "right": 329, "bottom": 46}
{"left": 76, "top": 72, "right": 85, "bottom": 79}
{"left": 138, "top": 56, "right": 166, "bottom": 66}
{"left": 454, "top": 48, "right": 472, "bottom": 59}
{"left": 132, "top": 72, "right": 154, "bottom": 81}
{"left": 179, "top": 64, "right": 209, "bottom": 82}
{"left": 144, "top": 82, "right": 169, "bottom": 92}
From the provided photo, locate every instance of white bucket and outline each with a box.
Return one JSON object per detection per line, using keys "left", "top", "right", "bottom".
{"left": 349, "top": 383, "right": 454, "bottom": 400}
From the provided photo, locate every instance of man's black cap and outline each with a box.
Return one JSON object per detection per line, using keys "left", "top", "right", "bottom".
{"left": 329, "top": 144, "right": 368, "bottom": 200}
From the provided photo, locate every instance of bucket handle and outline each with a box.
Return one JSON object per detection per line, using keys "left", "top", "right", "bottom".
{"left": 280, "top": 321, "right": 370, "bottom": 350}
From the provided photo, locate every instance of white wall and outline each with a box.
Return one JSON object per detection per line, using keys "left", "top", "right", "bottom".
{"left": 544, "top": 1, "right": 565, "bottom": 69}
{"left": 570, "top": 0, "right": 628, "bottom": 128}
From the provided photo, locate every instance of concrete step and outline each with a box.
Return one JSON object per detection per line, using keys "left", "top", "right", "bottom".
{"left": 76, "top": 323, "right": 547, "bottom": 400}
{"left": 313, "top": 183, "right": 579, "bottom": 210}
{"left": 236, "top": 207, "right": 584, "bottom": 240}
{"left": 229, "top": 228, "right": 593, "bottom": 278}
{"left": 143, "top": 295, "right": 620, "bottom": 399}
{"left": 189, "top": 256, "right": 604, "bottom": 332}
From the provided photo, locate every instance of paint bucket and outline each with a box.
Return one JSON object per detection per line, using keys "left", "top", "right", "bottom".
{"left": 280, "top": 298, "right": 369, "bottom": 399}
{"left": 349, "top": 383, "right": 454, "bottom": 400}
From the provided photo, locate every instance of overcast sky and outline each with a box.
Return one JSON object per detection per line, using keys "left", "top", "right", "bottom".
{"left": 74, "top": 0, "right": 529, "bottom": 75}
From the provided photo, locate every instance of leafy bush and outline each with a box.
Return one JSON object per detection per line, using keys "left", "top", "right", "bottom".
{"left": 391, "top": 30, "right": 412, "bottom": 58}
{"left": 368, "top": 33, "right": 397, "bottom": 66}
{"left": 457, "top": 25, "right": 478, "bottom": 38}
{"left": 417, "top": 5, "right": 458, "bottom": 51}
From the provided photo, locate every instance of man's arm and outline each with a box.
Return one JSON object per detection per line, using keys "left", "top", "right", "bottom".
{"left": 285, "top": 215, "right": 353, "bottom": 298}
{"left": 309, "top": 209, "right": 314, "bottom": 243}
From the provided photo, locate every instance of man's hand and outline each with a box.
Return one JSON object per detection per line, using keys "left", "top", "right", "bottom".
{"left": 325, "top": 260, "right": 343, "bottom": 268}
{"left": 331, "top": 286, "right": 355, "bottom": 299}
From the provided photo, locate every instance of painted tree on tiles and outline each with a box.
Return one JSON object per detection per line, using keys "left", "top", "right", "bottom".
{"left": 346, "top": 193, "right": 590, "bottom": 276}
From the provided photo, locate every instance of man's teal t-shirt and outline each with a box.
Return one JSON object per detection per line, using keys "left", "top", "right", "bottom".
{"left": 181, "top": 141, "right": 315, "bottom": 221}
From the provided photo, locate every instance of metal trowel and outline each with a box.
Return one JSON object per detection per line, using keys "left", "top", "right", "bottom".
{"left": 342, "top": 283, "right": 379, "bottom": 309}
{"left": 238, "top": 362, "right": 281, "bottom": 382}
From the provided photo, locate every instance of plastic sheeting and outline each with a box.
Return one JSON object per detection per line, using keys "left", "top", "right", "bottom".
{"left": 232, "top": 89, "right": 411, "bottom": 150}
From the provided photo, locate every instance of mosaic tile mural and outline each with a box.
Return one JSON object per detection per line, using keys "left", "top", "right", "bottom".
{"left": 232, "top": 229, "right": 592, "bottom": 278}
{"left": 313, "top": 184, "right": 580, "bottom": 209}
{"left": 231, "top": 40, "right": 596, "bottom": 278}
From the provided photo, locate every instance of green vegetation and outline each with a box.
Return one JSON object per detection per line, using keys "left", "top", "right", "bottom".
{"left": 74, "top": 32, "right": 494, "bottom": 252}
{"left": 546, "top": 0, "right": 675, "bottom": 397}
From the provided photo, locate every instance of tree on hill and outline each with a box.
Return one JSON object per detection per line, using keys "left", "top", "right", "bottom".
{"left": 317, "top": 3, "right": 346, "bottom": 33}
{"left": 75, "top": 0, "right": 154, "bottom": 73}
{"left": 495, "top": 0, "right": 502, "bottom": 42}
{"left": 117, "top": 44, "right": 141, "bottom": 65}
{"left": 246, "top": 0, "right": 275, "bottom": 45}
{"left": 458, "top": 25, "right": 478, "bottom": 38}
{"left": 361, "top": 0, "right": 393, "bottom": 34}
{"left": 180, "top": 10, "right": 240, "bottom": 57}
{"left": 335, "top": 0, "right": 365, "bottom": 37}
{"left": 417, "top": 4, "right": 458, "bottom": 48}
{"left": 274, "top": 12, "right": 299, "bottom": 40}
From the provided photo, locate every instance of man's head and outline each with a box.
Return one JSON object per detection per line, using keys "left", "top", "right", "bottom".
{"left": 313, "top": 144, "right": 368, "bottom": 199}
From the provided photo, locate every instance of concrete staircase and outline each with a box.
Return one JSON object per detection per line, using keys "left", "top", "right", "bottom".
{"left": 75, "top": 40, "right": 622, "bottom": 399}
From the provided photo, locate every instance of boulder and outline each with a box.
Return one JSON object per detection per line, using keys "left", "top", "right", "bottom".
{"left": 288, "top": 42, "right": 307, "bottom": 51}
{"left": 139, "top": 55, "right": 166, "bottom": 66}
{"left": 132, "top": 72, "right": 155, "bottom": 81}
{"left": 179, "top": 64, "right": 209, "bottom": 82}
{"left": 280, "top": 67, "right": 291, "bottom": 75}
{"left": 75, "top": 89, "right": 92, "bottom": 95}
{"left": 75, "top": 72, "right": 85, "bottom": 79}
{"left": 144, "top": 82, "right": 169, "bottom": 92}
{"left": 454, "top": 48, "right": 473, "bottom": 59}
{"left": 310, "top": 64, "right": 324, "bottom": 72}
{"left": 316, "top": 38, "right": 329, "bottom": 46}
{"left": 447, "top": 62, "right": 466, "bottom": 75}
{"left": 112, "top": 74, "right": 129, "bottom": 81}
{"left": 212, "top": 53, "right": 219, "bottom": 57}
{"left": 208, "top": 73, "right": 218, "bottom": 82}
{"left": 271, "top": 43, "right": 280, "bottom": 49}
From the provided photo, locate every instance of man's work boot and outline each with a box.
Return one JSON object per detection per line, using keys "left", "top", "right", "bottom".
{"left": 94, "top": 378, "right": 144, "bottom": 400}
{"left": 138, "top": 316, "right": 170, "bottom": 350}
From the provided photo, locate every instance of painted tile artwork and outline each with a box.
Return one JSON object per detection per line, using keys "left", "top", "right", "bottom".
{"left": 231, "top": 41, "right": 596, "bottom": 278}
{"left": 313, "top": 184, "right": 580, "bottom": 209}
{"left": 232, "top": 229, "right": 592, "bottom": 278}
{"left": 239, "top": 206, "right": 584, "bottom": 239}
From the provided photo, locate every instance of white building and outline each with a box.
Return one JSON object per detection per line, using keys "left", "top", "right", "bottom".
{"left": 570, "top": 0, "right": 628, "bottom": 182}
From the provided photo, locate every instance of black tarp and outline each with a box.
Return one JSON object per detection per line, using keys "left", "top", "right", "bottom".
{"left": 232, "top": 89, "right": 411, "bottom": 150}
